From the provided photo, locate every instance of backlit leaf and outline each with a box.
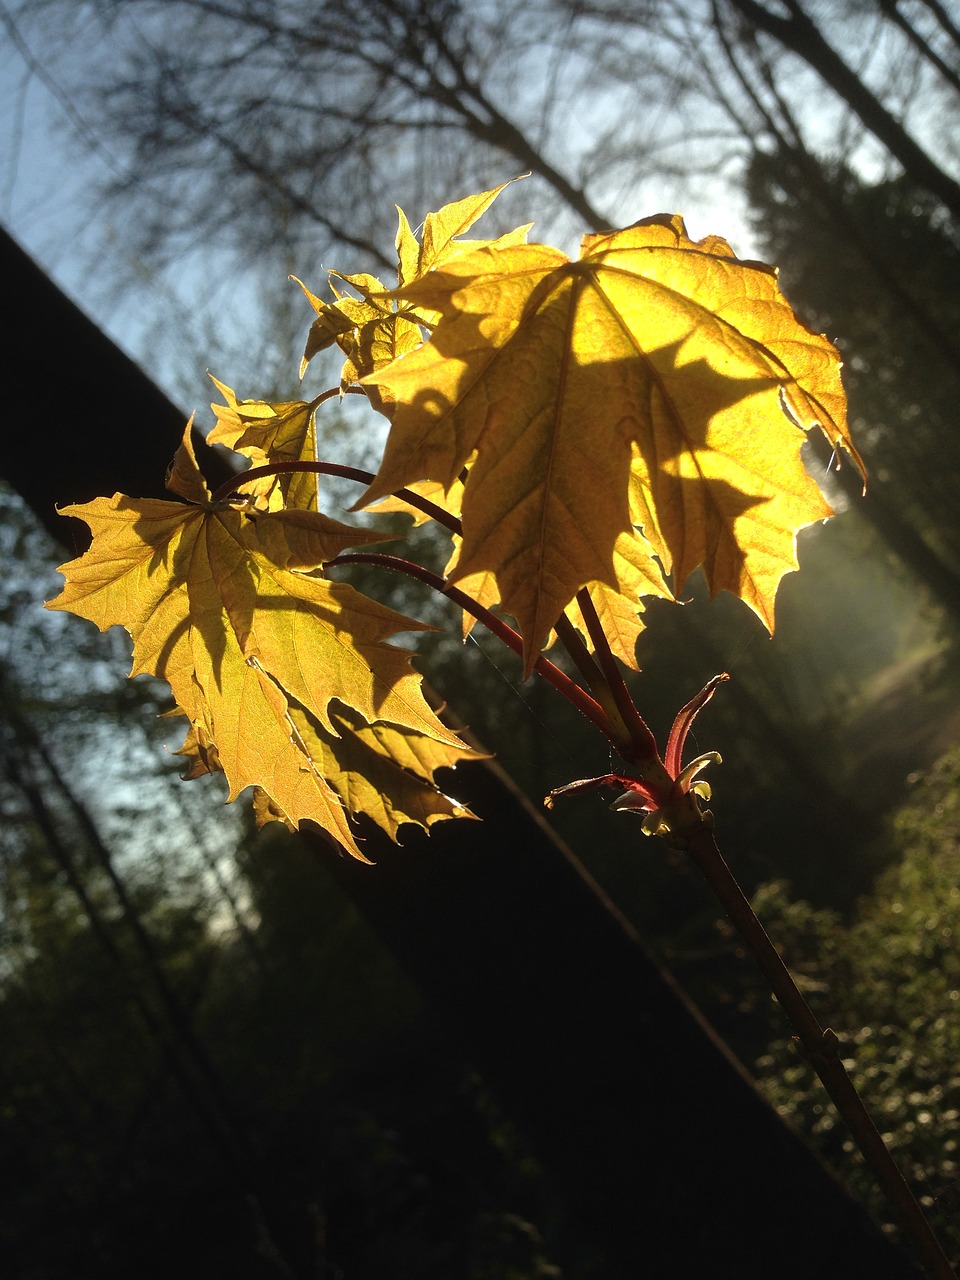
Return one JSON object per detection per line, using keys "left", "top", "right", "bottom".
{"left": 360, "top": 213, "right": 856, "bottom": 670}
{"left": 268, "top": 702, "right": 479, "bottom": 839}
{"left": 180, "top": 699, "right": 477, "bottom": 851}
{"left": 564, "top": 524, "right": 672, "bottom": 670}
{"left": 372, "top": 471, "right": 669, "bottom": 663}
{"left": 208, "top": 377, "right": 319, "bottom": 510}
{"left": 46, "top": 428, "right": 474, "bottom": 856}
{"left": 298, "top": 182, "right": 529, "bottom": 388}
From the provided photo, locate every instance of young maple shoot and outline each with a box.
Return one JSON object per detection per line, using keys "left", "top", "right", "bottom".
{"left": 47, "top": 180, "right": 860, "bottom": 854}
{"left": 45, "top": 183, "right": 956, "bottom": 1276}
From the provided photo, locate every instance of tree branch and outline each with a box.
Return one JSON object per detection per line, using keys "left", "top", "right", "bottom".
{"left": 724, "top": 0, "right": 960, "bottom": 219}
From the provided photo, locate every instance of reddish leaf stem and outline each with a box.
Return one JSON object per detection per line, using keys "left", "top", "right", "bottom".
{"left": 209, "top": 459, "right": 463, "bottom": 535}
{"left": 552, "top": 613, "right": 608, "bottom": 689}
{"left": 213, "top": 458, "right": 647, "bottom": 756}
{"left": 205, "top": 437, "right": 952, "bottom": 1272}
{"left": 550, "top": 614, "right": 639, "bottom": 757}
{"left": 328, "top": 551, "right": 622, "bottom": 749}
{"left": 574, "top": 588, "right": 659, "bottom": 761}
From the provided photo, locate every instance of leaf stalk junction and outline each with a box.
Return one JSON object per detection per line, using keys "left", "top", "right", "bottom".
{"left": 214, "top": 449, "right": 956, "bottom": 1278}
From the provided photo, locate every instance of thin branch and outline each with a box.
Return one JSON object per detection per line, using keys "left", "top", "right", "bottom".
{"left": 328, "top": 550, "right": 622, "bottom": 749}
{"left": 712, "top": 2, "right": 960, "bottom": 370}
{"left": 724, "top": 0, "right": 960, "bottom": 219}
{"left": 209, "top": 457, "right": 464, "bottom": 535}
{"left": 573, "top": 588, "right": 658, "bottom": 760}
{"left": 878, "top": 0, "right": 960, "bottom": 95}
{"left": 916, "top": 0, "right": 960, "bottom": 51}
{"left": 685, "top": 821, "right": 956, "bottom": 1280}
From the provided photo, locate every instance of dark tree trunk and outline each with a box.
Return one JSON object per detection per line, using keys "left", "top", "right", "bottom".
{"left": 1, "top": 227, "right": 233, "bottom": 548}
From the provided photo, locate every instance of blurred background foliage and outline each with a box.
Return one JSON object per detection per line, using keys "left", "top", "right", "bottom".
{"left": 737, "top": 748, "right": 960, "bottom": 1256}
{"left": 3, "top": 0, "right": 960, "bottom": 1274}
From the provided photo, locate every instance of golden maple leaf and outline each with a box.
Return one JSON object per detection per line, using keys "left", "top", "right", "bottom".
{"left": 374, "top": 472, "right": 668, "bottom": 669}
{"left": 207, "top": 377, "right": 319, "bottom": 511}
{"left": 359, "top": 213, "right": 860, "bottom": 672}
{"left": 297, "top": 181, "right": 530, "bottom": 390}
{"left": 263, "top": 702, "right": 477, "bottom": 837}
{"left": 396, "top": 181, "right": 532, "bottom": 306}
{"left": 46, "top": 427, "right": 474, "bottom": 857}
{"left": 563, "top": 522, "right": 672, "bottom": 670}
{"left": 177, "top": 700, "right": 478, "bottom": 850}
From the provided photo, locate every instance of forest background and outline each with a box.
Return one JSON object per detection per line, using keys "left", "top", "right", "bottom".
{"left": 2, "top": 1, "right": 960, "bottom": 1276}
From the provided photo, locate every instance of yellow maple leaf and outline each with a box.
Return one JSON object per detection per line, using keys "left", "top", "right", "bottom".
{"left": 402, "top": 180, "right": 532, "bottom": 304}
{"left": 297, "top": 269, "right": 424, "bottom": 395}
{"left": 207, "top": 377, "right": 320, "bottom": 511}
{"left": 298, "top": 181, "right": 530, "bottom": 389}
{"left": 368, "top": 477, "right": 465, "bottom": 527}
{"left": 359, "top": 213, "right": 858, "bottom": 671}
{"left": 178, "top": 700, "right": 476, "bottom": 851}
{"left": 370, "top": 471, "right": 669, "bottom": 666}
{"left": 563, "top": 524, "right": 672, "bottom": 671}
{"left": 261, "top": 703, "right": 478, "bottom": 839}
{"left": 46, "top": 427, "right": 473, "bottom": 856}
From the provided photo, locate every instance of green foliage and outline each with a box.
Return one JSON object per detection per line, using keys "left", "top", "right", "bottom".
{"left": 747, "top": 745, "right": 960, "bottom": 1250}
{"left": 0, "top": 493, "right": 571, "bottom": 1279}
{"left": 0, "top": 817, "right": 574, "bottom": 1279}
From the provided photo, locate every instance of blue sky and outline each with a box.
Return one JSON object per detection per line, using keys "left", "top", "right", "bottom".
{"left": 0, "top": 8, "right": 764, "bottom": 422}
{"left": 1, "top": 16, "right": 286, "bottom": 420}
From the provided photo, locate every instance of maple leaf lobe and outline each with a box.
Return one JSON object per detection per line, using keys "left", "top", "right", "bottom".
{"left": 360, "top": 213, "right": 853, "bottom": 669}
{"left": 46, "top": 457, "right": 475, "bottom": 856}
